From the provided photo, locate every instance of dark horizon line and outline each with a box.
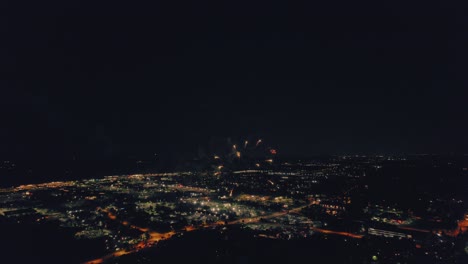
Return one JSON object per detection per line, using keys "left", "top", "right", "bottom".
{"left": 1, "top": 152, "right": 468, "bottom": 162}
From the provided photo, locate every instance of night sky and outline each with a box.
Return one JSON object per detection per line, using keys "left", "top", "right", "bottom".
{"left": 1, "top": 1, "right": 467, "bottom": 161}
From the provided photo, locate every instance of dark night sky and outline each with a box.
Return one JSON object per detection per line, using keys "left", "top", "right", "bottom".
{"left": 1, "top": 0, "right": 467, "bottom": 161}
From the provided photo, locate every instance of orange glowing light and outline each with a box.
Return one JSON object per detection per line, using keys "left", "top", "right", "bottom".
{"left": 185, "top": 226, "right": 196, "bottom": 231}
{"left": 108, "top": 213, "right": 117, "bottom": 220}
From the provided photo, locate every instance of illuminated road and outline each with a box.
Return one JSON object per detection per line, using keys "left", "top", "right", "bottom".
{"left": 84, "top": 210, "right": 177, "bottom": 264}
{"left": 310, "top": 227, "right": 363, "bottom": 239}
{"left": 84, "top": 201, "right": 362, "bottom": 264}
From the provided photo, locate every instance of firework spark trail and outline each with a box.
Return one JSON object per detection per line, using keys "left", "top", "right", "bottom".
{"left": 255, "top": 139, "right": 262, "bottom": 147}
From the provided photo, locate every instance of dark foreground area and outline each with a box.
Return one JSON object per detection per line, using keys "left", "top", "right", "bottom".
{"left": 2, "top": 215, "right": 468, "bottom": 264}
{"left": 113, "top": 228, "right": 468, "bottom": 264}
{"left": 0, "top": 222, "right": 105, "bottom": 263}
